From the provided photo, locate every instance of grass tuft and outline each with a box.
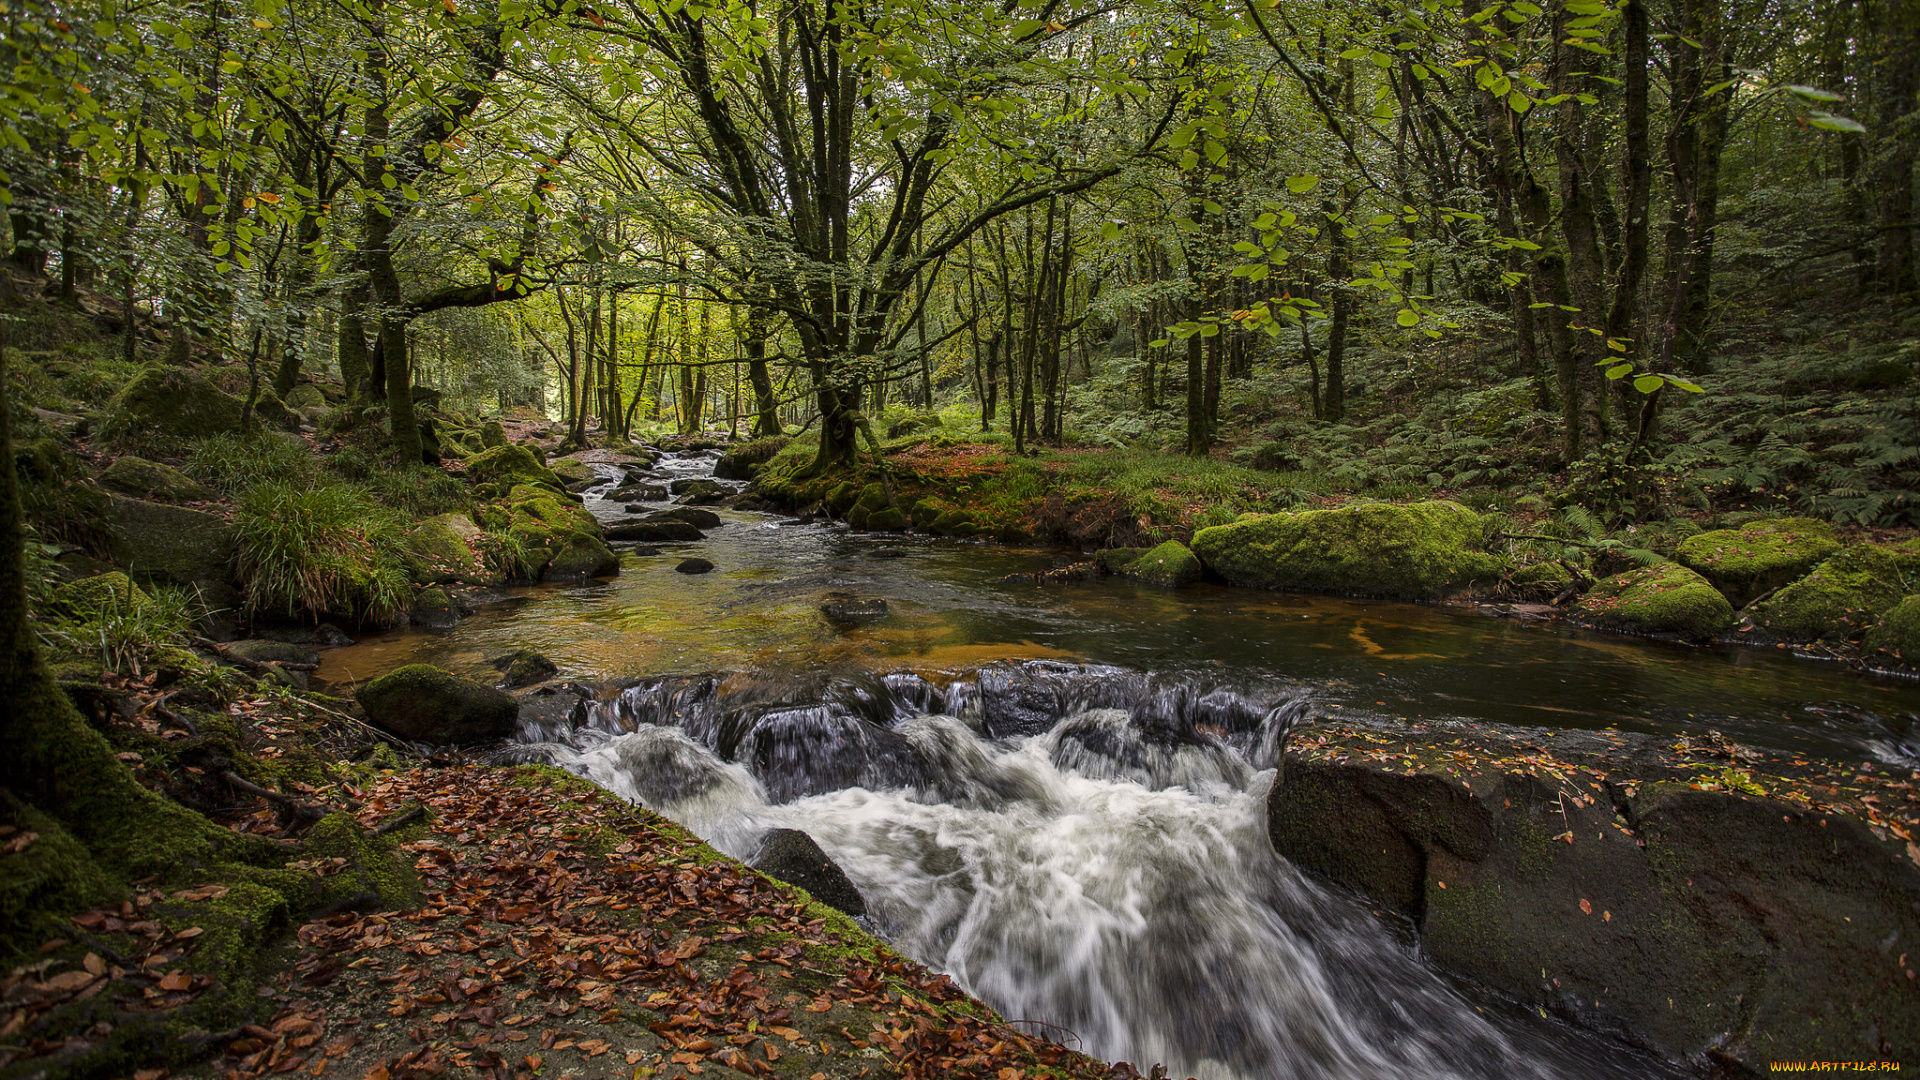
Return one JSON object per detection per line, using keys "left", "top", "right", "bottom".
{"left": 233, "top": 481, "right": 411, "bottom": 624}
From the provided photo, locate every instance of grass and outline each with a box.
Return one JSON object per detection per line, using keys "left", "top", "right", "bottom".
{"left": 186, "top": 432, "right": 319, "bottom": 495}
{"left": 232, "top": 480, "right": 412, "bottom": 624}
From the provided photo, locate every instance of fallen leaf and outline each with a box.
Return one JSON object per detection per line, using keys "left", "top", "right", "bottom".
{"left": 1578, "top": 898, "right": 1592, "bottom": 915}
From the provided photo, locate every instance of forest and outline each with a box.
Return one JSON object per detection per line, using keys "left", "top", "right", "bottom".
{"left": 2, "top": 0, "right": 1919, "bottom": 1075}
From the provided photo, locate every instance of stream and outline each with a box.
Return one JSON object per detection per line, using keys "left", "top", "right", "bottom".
{"left": 317, "top": 450, "right": 1920, "bottom": 1078}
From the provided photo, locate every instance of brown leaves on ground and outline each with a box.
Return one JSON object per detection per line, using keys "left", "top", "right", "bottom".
{"left": 208, "top": 765, "right": 1140, "bottom": 1080}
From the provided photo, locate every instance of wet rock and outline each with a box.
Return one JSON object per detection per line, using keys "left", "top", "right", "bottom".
{"left": 670, "top": 478, "right": 729, "bottom": 504}
{"left": 1572, "top": 562, "right": 1734, "bottom": 640}
{"left": 868, "top": 548, "right": 907, "bottom": 559}
{"left": 225, "top": 639, "right": 320, "bottom": 666}
{"left": 645, "top": 506, "right": 723, "bottom": 529}
{"left": 1865, "top": 595, "right": 1920, "bottom": 668}
{"left": 263, "top": 624, "right": 354, "bottom": 649}
{"left": 675, "top": 557, "right": 716, "bottom": 575}
{"left": 750, "top": 828, "right": 866, "bottom": 917}
{"left": 1745, "top": 542, "right": 1920, "bottom": 642}
{"left": 1673, "top": 518, "right": 1840, "bottom": 608}
{"left": 98, "top": 455, "right": 217, "bottom": 503}
{"left": 410, "top": 586, "right": 460, "bottom": 630}
{"left": 544, "top": 533, "right": 621, "bottom": 582}
{"left": 1118, "top": 539, "right": 1202, "bottom": 587}
{"left": 1190, "top": 500, "right": 1499, "bottom": 599}
{"left": 606, "top": 521, "right": 703, "bottom": 543}
{"left": 490, "top": 648, "right": 559, "bottom": 688}
{"left": 611, "top": 483, "right": 669, "bottom": 502}
{"left": 105, "top": 495, "right": 237, "bottom": 590}
{"left": 1268, "top": 724, "right": 1919, "bottom": 1069}
{"left": 516, "top": 684, "right": 590, "bottom": 733}
{"left": 356, "top": 663, "right": 518, "bottom": 744}
{"left": 821, "top": 598, "right": 889, "bottom": 624}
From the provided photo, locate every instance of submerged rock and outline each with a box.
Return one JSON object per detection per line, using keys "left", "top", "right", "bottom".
{"left": 821, "top": 598, "right": 889, "bottom": 624}
{"left": 606, "top": 521, "right": 703, "bottom": 543}
{"left": 1190, "top": 501, "right": 1497, "bottom": 599}
{"left": 750, "top": 828, "right": 867, "bottom": 917}
{"left": 490, "top": 648, "right": 558, "bottom": 688}
{"left": 1673, "top": 517, "right": 1840, "bottom": 608}
{"left": 1268, "top": 723, "right": 1919, "bottom": 1069}
{"left": 645, "top": 506, "right": 723, "bottom": 529}
{"left": 1117, "top": 539, "right": 1202, "bottom": 587}
{"left": 1746, "top": 542, "right": 1920, "bottom": 642}
{"left": 355, "top": 663, "right": 518, "bottom": 744}
{"left": 675, "top": 558, "right": 716, "bottom": 575}
{"left": 98, "top": 455, "right": 216, "bottom": 503}
{"left": 1572, "top": 562, "right": 1734, "bottom": 639}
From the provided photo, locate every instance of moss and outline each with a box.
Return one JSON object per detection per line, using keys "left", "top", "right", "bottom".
{"left": 50, "top": 571, "right": 149, "bottom": 618}
{"left": 1747, "top": 542, "right": 1920, "bottom": 642}
{"left": 98, "top": 456, "right": 217, "bottom": 504}
{"left": 104, "top": 495, "right": 238, "bottom": 588}
{"left": 479, "top": 419, "right": 507, "bottom": 448}
{"left": 1673, "top": 517, "right": 1840, "bottom": 608}
{"left": 864, "top": 507, "right": 909, "bottom": 532}
{"left": 1864, "top": 595, "right": 1920, "bottom": 667}
{"left": 356, "top": 663, "right": 519, "bottom": 743}
{"left": 100, "top": 364, "right": 246, "bottom": 451}
{"left": 544, "top": 530, "right": 620, "bottom": 580}
{"left": 403, "top": 511, "right": 490, "bottom": 585}
{"left": 1507, "top": 560, "right": 1574, "bottom": 601}
{"left": 548, "top": 455, "right": 596, "bottom": 488}
{"left": 1119, "top": 539, "right": 1202, "bottom": 587}
{"left": 0, "top": 796, "right": 122, "bottom": 961}
{"left": 1189, "top": 500, "right": 1498, "bottom": 598}
{"left": 1574, "top": 562, "right": 1736, "bottom": 639}
{"left": 465, "top": 443, "right": 565, "bottom": 491}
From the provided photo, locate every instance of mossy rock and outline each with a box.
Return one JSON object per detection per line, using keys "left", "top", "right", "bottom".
{"left": 479, "top": 419, "right": 508, "bottom": 448}
{"left": 105, "top": 495, "right": 237, "bottom": 589}
{"left": 225, "top": 639, "right": 319, "bottom": 666}
{"left": 544, "top": 531, "right": 620, "bottom": 581}
{"left": 884, "top": 412, "right": 944, "bottom": 439}
{"left": 404, "top": 512, "right": 490, "bottom": 586}
{"left": 1096, "top": 547, "right": 1148, "bottom": 573}
{"left": 1746, "top": 543, "right": 1920, "bottom": 643}
{"left": 1674, "top": 518, "right": 1840, "bottom": 608}
{"left": 101, "top": 364, "right": 246, "bottom": 448}
{"left": 0, "top": 797, "right": 121, "bottom": 960}
{"left": 465, "top": 443, "right": 565, "bottom": 491}
{"left": 825, "top": 481, "right": 859, "bottom": 514}
{"left": 715, "top": 436, "right": 792, "bottom": 480}
{"left": 1864, "top": 596, "right": 1920, "bottom": 667}
{"left": 50, "top": 571, "right": 149, "bottom": 619}
{"left": 1507, "top": 560, "right": 1575, "bottom": 601}
{"left": 98, "top": 455, "right": 217, "bottom": 503}
{"left": 1120, "top": 540, "right": 1203, "bottom": 587}
{"left": 864, "top": 507, "right": 910, "bottom": 532}
{"left": 853, "top": 484, "right": 890, "bottom": 515}
{"left": 284, "top": 384, "right": 326, "bottom": 410}
{"left": 548, "top": 455, "right": 597, "bottom": 490}
{"left": 355, "top": 663, "right": 518, "bottom": 744}
{"left": 1189, "top": 500, "right": 1498, "bottom": 598}
{"left": 1574, "top": 562, "right": 1735, "bottom": 639}
{"left": 930, "top": 510, "right": 976, "bottom": 537}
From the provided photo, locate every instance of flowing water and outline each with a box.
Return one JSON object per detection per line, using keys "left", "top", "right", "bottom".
{"left": 316, "top": 451, "right": 1919, "bottom": 1078}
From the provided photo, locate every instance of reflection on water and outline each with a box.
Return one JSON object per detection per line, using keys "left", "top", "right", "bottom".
{"left": 320, "top": 500, "right": 1919, "bottom": 764}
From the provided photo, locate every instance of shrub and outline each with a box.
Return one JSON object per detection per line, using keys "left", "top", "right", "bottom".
{"left": 186, "top": 432, "right": 318, "bottom": 495}
{"left": 233, "top": 480, "right": 411, "bottom": 623}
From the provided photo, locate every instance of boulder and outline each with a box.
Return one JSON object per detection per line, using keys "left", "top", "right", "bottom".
{"left": 1572, "top": 562, "right": 1735, "bottom": 639}
{"left": 1746, "top": 543, "right": 1920, "bottom": 643}
{"left": 103, "top": 365, "right": 245, "bottom": 447}
{"left": 750, "top": 828, "right": 866, "bottom": 917}
{"left": 884, "top": 412, "right": 943, "bottom": 440}
{"left": 644, "top": 506, "right": 723, "bottom": 529}
{"left": 548, "top": 456, "right": 597, "bottom": 492}
{"left": 98, "top": 456, "right": 216, "bottom": 503}
{"left": 490, "top": 648, "right": 558, "bottom": 688}
{"left": 403, "top": 512, "right": 491, "bottom": 586}
{"left": 713, "top": 436, "right": 792, "bottom": 480}
{"left": 479, "top": 419, "right": 508, "bottom": 449}
{"left": 610, "top": 483, "right": 669, "bottom": 502}
{"left": 50, "top": 572, "right": 148, "bottom": 619}
{"left": 1190, "top": 501, "right": 1497, "bottom": 599}
{"left": 1863, "top": 595, "right": 1920, "bottom": 667}
{"left": 607, "top": 521, "right": 703, "bottom": 543}
{"left": 465, "top": 444, "right": 565, "bottom": 492}
{"left": 1118, "top": 540, "right": 1202, "bottom": 587}
{"left": 1673, "top": 517, "right": 1840, "bottom": 608}
{"left": 669, "top": 478, "right": 728, "bottom": 504}
{"left": 224, "top": 639, "right": 320, "bottom": 666}
{"left": 262, "top": 624, "right": 354, "bottom": 649}
{"left": 283, "top": 384, "right": 326, "bottom": 410}
{"left": 544, "top": 533, "right": 620, "bottom": 581}
{"left": 409, "top": 586, "right": 460, "bottom": 630}
{"left": 821, "top": 598, "right": 889, "bottom": 625}
{"left": 1269, "top": 723, "right": 1919, "bottom": 1070}
{"left": 105, "top": 495, "right": 237, "bottom": 590}
{"left": 675, "top": 557, "right": 715, "bottom": 575}
{"left": 863, "top": 507, "right": 909, "bottom": 532}
{"left": 355, "top": 663, "right": 518, "bottom": 744}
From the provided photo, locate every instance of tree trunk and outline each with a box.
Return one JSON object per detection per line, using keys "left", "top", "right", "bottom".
{"left": 1870, "top": 0, "right": 1919, "bottom": 294}
{"left": 362, "top": 0, "right": 421, "bottom": 464}
{"left": 1552, "top": 15, "right": 1611, "bottom": 448}
{"left": 745, "top": 306, "right": 781, "bottom": 437}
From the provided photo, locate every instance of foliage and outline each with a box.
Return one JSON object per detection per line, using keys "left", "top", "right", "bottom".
{"left": 186, "top": 433, "right": 319, "bottom": 496}
{"left": 232, "top": 481, "right": 412, "bottom": 624}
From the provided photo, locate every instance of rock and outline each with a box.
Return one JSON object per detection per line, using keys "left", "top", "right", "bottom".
{"left": 606, "top": 521, "right": 703, "bottom": 543}
{"left": 225, "top": 639, "right": 320, "bottom": 666}
{"left": 516, "top": 685, "right": 589, "bottom": 733}
{"left": 675, "top": 557, "right": 715, "bottom": 575}
{"left": 548, "top": 456, "right": 597, "bottom": 492}
{"left": 610, "top": 483, "right": 669, "bottom": 502}
{"left": 1572, "top": 562, "right": 1735, "bottom": 639}
{"left": 50, "top": 572, "right": 148, "bottom": 618}
{"left": 410, "top": 586, "right": 460, "bottom": 630}
{"left": 1118, "top": 540, "right": 1202, "bottom": 587}
{"left": 263, "top": 624, "right": 354, "bottom": 649}
{"left": 355, "top": 663, "right": 519, "bottom": 744}
{"left": 544, "top": 533, "right": 620, "bottom": 581}
{"left": 28, "top": 406, "right": 85, "bottom": 438}
{"left": 713, "top": 436, "right": 792, "bottom": 480}
{"left": 465, "top": 443, "right": 566, "bottom": 492}
{"left": 103, "top": 364, "right": 246, "bottom": 447}
{"left": 1673, "top": 517, "right": 1840, "bottom": 608}
{"left": 404, "top": 512, "right": 491, "bottom": 586}
{"left": 821, "top": 598, "right": 889, "bottom": 624}
{"left": 1190, "top": 501, "right": 1498, "bottom": 599}
{"left": 868, "top": 549, "right": 907, "bottom": 559}
{"left": 862, "top": 507, "right": 910, "bottom": 532}
{"left": 479, "top": 420, "right": 508, "bottom": 449}
{"left": 1268, "top": 723, "right": 1919, "bottom": 1070}
{"left": 929, "top": 509, "right": 976, "bottom": 537}
{"left": 750, "top": 828, "right": 866, "bottom": 917}
{"left": 669, "top": 478, "right": 728, "bottom": 503}
{"left": 105, "top": 495, "right": 237, "bottom": 590}
{"left": 490, "top": 649, "right": 558, "bottom": 688}
{"left": 884, "top": 412, "right": 943, "bottom": 439}
{"left": 283, "top": 384, "right": 326, "bottom": 410}
{"left": 644, "top": 506, "right": 723, "bottom": 529}
{"left": 1865, "top": 595, "right": 1920, "bottom": 667}
{"left": 98, "top": 456, "right": 217, "bottom": 503}
{"left": 627, "top": 546, "right": 662, "bottom": 557}
{"left": 1746, "top": 543, "right": 1920, "bottom": 642}
{"left": 1506, "top": 560, "right": 1575, "bottom": 601}
{"left": 1095, "top": 547, "right": 1148, "bottom": 573}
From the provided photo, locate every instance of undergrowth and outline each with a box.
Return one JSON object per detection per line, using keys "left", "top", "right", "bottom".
{"left": 232, "top": 480, "right": 411, "bottom": 624}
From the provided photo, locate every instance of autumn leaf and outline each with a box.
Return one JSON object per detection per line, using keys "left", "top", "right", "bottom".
{"left": 1578, "top": 899, "right": 1592, "bottom": 915}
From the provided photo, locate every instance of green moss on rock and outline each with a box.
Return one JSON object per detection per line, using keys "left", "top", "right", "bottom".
{"left": 50, "top": 571, "right": 149, "bottom": 618}
{"left": 864, "top": 507, "right": 910, "bottom": 532}
{"left": 1120, "top": 539, "right": 1202, "bottom": 587}
{"left": 404, "top": 511, "right": 491, "bottom": 585}
{"left": 544, "top": 531, "right": 620, "bottom": 580}
{"left": 98, "top": 455, "right": 217, "bottom": 504}
{"left": 1573, "top": 562, "right": 1734, "bottom": 639}
{"left": 105, "top": 495, "right": 237, "bottom": 589}
{"left": 355, "top": 663, "right": 519, "bottom": 744}
{"left": 101, "top": 365, "right": 246, "bottom": 449}
{"left": 1189, "top": 500, "right": 1497, "bottom": 598}
{"left": 1747, "top": 543, "right": 1920, "bottom": 642}
{"left": 0, "top": 797, "right": 121, "bottom": 961}
{"left": 1863, "top": 595, "right": 1920, "bottom": 667}
{"left": 1673, "top": 517, "right": 1839, "bottom": 608}
{"left": 465, "top": 443, "right": 564, "bottom": 491}
{"left": 479, "top": 419, "right": 507, "bottom": 448}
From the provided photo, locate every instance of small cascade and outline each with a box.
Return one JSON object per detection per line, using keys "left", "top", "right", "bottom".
{"left": 518, "top": 661, "right": 1670, "bottom": 1080}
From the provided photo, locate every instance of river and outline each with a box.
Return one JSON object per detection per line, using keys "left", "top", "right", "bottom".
{"left": 315, "top": 450, "right": 1918, "bottom": 1079}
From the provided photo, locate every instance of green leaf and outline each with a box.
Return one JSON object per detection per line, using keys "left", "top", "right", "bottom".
{"left": 1198, "top": 322, "right": 1220, "bottom": 338}
{"left": 1605, "top": 364, "right": 1633, "bottom": 379}
{"left": 1148, "top": 339, "right": 1171, "bottom": 348}
{"left": 1807, "top": 112, "right": 1866, "bottom": 133}
{"left": 1633, "top": 375, "right": 1664, "bottom": 394}
{"left": 1395, "top": 309, "right": 1419, "bottom": 327}
{"left": 1205, "top": 139, "right": 1228, "bottom": 165}
{"left": 1666, "top": 377, "right": 1705, "bottom": 393}
{"left": 1508, "top": 91, "right": 1531, "bottom": 113}
{"left": 1786, "top": 84, "right": 1843, "bottom": 103}
{"left": 1011, "top": 18, "right": 1045, "bottom": 36}
{"left": 1253, "top": 212, "right": 1277, "bottom": 229}
{"left": 1285, "top": 174, "right": 1319, "bottom": 193}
